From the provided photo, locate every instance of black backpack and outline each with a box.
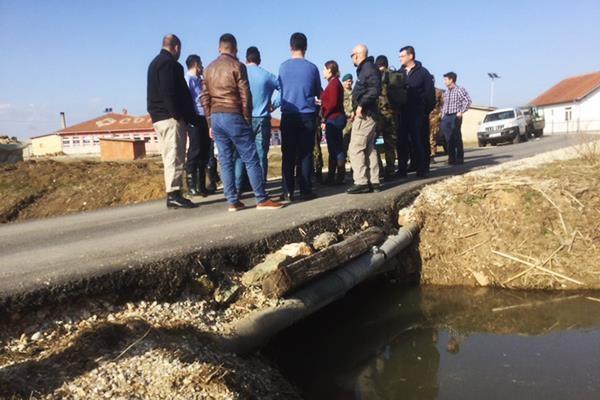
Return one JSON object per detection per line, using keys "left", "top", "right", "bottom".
{"left": 387, "top": 69, "right": 408, "bottom": 108}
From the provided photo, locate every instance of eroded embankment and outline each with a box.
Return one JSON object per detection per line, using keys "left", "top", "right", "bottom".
{"left": 399, "top": 141, "right": 600, "bottom": 290}
{"left": 0, "top": 188, "right": 417, "bottom": 317}
{"left": 0, "top": 188, "right": 419, "bottom": 399}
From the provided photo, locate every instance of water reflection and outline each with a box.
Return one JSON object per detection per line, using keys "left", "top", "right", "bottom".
{"left": 266, "top": 285, "right": 600, "bottom": 400}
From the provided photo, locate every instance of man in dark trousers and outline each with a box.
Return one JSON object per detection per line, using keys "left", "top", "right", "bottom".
{"left": 278, "top": 32, "right": 322, "bottom": 202}
{"left": 396, "top": 46, "right": 435, "bottom": 179}
{"left": 184, "top": 54, "right": 212, "bottom": 197}
{"left": 147, "top": 34, "right": 200, "bottom": 209}
{"left": 200, "top": 34, "right": 283, "bottom": 212}
{"left": 441, "top": 71, "right": 472, "bottom": 164}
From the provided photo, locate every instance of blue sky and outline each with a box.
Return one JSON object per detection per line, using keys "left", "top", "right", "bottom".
{"left": 1, "top": 0, "right": 599, "bottom": 139}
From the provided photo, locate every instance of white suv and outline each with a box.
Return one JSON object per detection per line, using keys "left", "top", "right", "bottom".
{"left": 477, "top": 107, "right": 528, "bottom": 147}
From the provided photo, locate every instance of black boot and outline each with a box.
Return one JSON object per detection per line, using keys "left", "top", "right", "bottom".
{"left": 206, "top": 164, "right": 217, "bottom": 194}
{"left": 314, "top": 168, "right": 323, "bottom": 185}
{"left": 186, "top": 170, "right": 200, "bottom": 196}
{"left": 167, "top": 190, "right": 197, "bottom": 209}
{"left": 324, "top": 158, "right": 336, "bottom": 185}
{"left": 335, "top": 161, "right": 346, "bottom": 184}
{"left": 197, "top": 165, "right": 209, "bottom": 197}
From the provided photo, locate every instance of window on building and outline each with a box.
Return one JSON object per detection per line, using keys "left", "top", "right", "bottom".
{"left": 72, "top": 136, "right": 81, "bottom": 145}
{"left": 565, "top": 107, "right": 572, "bottom": 121}
{"left": 82, "top": 137, "right": 92, "bottom": 145}
{"left": 62, "top": 138, "right": 71, "bottom": 147}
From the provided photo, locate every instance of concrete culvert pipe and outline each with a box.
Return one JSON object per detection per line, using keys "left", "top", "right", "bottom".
{"left": 220, "top": 223, "right": 420, "bottom": 354}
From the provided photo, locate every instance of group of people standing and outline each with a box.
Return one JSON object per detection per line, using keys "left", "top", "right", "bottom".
{"left": 147, "top": 32, "right": 471, "bottom": 211}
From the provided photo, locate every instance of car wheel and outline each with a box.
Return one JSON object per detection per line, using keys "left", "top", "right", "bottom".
{"left": 478, "top": 139, "right": 486, "bottom": 147}
{"left": 490, "top": 141, "right": 497, "bottom": 146}
{"left": 535, "top": 129, "right": 544, "bottom": 138}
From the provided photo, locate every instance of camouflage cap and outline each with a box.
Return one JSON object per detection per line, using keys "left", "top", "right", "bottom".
{"left": 342, "top": 73, "right": 353, "bottom": 82}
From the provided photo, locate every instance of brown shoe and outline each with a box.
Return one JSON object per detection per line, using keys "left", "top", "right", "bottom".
{"left": 256, "top": 199, "right": 285, "bottom": 210}
{"left": 228, "top": 201, "right": 246, "bottom": 212}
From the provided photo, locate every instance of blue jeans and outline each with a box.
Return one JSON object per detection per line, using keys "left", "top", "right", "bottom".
{"left": 325, "top": 114, "right": 347, "bottom": 162}
{"left": 281, "top": 113, "right": 316, "bottom": 195}
{"left": 234, "top": 117, "right": 271, "bottom": 191}
{"left": 441, "top": 114, "right": 464, "bottom": 162}
{"left": 211, "top": 113, "right": 268, "bottom": 204}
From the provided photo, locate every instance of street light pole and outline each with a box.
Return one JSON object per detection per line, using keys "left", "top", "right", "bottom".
{"left": 487, "top": 73, "right": 500, "bottom": 107}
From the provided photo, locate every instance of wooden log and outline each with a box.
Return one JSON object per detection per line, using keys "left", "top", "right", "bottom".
{"left": 261, "top": 227, "right": 386, "bottom": 298}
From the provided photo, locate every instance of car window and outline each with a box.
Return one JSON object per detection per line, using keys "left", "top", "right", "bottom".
{"left": 484, "top": 110, "right": 516, "bottom": 122}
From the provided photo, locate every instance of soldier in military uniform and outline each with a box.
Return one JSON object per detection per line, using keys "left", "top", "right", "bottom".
{"left": 429, "top": 86, "right": 444, "bottom": 162}
{"left": 313, "top": 106, "right": 324, "bottom": 184}
{"left": 375, "top": 55, "right": 397, "bottom": 179}
{"left": 342, "top": 74, "right": 354, "bottom": 156}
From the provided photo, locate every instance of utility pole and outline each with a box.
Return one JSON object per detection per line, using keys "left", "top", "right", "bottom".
{"left": 487, "top": 73, "right": 500, "bottom": 107}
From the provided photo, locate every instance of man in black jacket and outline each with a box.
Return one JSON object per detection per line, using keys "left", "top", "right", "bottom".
{"left": 347, "top": 44, "right": 382, "bottom": 194}
{"left": 396, "top": 46, "right": 435, "bottom": 178}
{"left": 147, "top": 34, "right": 200, "bottom": 209}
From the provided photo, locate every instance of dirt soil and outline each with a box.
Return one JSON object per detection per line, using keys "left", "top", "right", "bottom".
{"left": 400, "top": 145, "right": 600, "bottom": 290}
{"left": 0, "top": 147, "right": 306, "bottom": 224}
{"left": 0, "top": 159, "right": 166, "bottom": 223}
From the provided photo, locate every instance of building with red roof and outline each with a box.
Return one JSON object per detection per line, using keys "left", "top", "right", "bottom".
{"left": 530, "top": 72, "right": 600, "bottom": 134}
{"left": 30, "top": 110, "right": 283, "bottom": 157}
{"left": 31, "top": 111, "right": 157, "bottom": 156}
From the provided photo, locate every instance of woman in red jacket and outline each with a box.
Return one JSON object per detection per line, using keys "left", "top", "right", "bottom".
{"left": 321, "top": 60, "right": 347, "bottom": 184}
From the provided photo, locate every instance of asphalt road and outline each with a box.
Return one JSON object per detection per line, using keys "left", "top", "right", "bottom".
{"left": 0, "top": 134, "right": 584, "bottom": 306}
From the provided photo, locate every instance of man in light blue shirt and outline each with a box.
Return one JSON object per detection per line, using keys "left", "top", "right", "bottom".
{"left": 234, "top": 46, "right": 280, "bottom": 197}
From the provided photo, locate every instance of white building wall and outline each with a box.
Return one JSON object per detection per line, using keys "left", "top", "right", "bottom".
{"left": 577, "top": 88, "right": 600, "bottom": 133}
{"left": 539, "top": 88, "right": 600, "bottom": 134}
{"left": 60, "top": 131, "right": 160, "bottom": 156}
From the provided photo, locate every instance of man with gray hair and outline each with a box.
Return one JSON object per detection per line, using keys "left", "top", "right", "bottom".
{"left": 347, "top": 44, "right": 381, "bottom": 194}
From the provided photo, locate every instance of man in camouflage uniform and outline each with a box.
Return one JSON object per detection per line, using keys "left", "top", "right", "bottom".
{"left": 342, "top": 74, "right": 354, "bottom": 155}
{"left": 429, "top": 86, "right": 444, "bottom": 162}
{"left": 313, "top": 106, "right": 324, "bottom": 184}
{"left": 374, "top": 55, "right": 397, "bottom": 179}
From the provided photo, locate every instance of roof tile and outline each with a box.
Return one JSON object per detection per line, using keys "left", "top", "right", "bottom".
{"left": 531, "top": 72, "right": 600, "bottom": 107}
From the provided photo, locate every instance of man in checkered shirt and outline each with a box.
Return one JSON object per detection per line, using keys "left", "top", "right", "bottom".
{"left": 441, "top": 72, "right": 472, "bottom": 164}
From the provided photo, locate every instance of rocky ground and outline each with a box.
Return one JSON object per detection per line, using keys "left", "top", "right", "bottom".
{"left": 399, "top": 140, "right": 600, "bottom": 290}
{"left": 0, "top": 234, "right": 347, "bottom": 399}
{"left": 0, "top": 271, "right": 300, "bottom": 399}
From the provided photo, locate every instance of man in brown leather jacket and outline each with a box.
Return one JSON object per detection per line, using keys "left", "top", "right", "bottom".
{"left": 201, "top": 34, "right": 283, "bottom": 212}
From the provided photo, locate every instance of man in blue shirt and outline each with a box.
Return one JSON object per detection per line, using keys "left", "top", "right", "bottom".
{"left": 234, "top": 46, "right": 280, "bottom": 197}
{"left": 185, "top": 54, "right": 212, "bottom": 196}
{"left": 278, "top": 32, "right": 322, "bottom": 201}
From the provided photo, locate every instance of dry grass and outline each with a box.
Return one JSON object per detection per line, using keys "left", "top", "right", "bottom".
{"left": 1, "top": 148, "right": 315, "bottom": 223}
{"left": 402, "top": 153, "right": 600, "bottom": 290}
{"left": 574, "top": 133, "right": 600, "bottom": 164}
{"left": 0, "top": 159, "right": 167, "bottom": 223}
